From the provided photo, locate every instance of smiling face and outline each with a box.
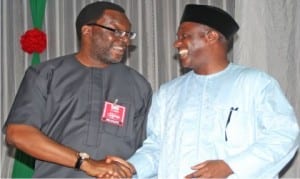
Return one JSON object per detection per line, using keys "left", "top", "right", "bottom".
{"left": 173, "top": 22, "right": 212, "bottom": 69}
{"left": 88, "top": 9, "right": 132, "bottom": 65}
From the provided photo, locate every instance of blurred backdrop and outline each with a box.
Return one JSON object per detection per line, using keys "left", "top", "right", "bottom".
{"left": 1, "top": 0, "right": 299, "bottom": 177}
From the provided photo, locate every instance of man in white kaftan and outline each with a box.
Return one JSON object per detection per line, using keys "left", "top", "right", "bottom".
{"left": 128, "top": 63, "right": 299, "bottom": 178}
{"left": 105, "top": 4, "right": 300, "bottom": 179}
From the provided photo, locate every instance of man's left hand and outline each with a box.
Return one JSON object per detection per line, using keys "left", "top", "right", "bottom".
{"left": 185, "top": 160, "right": 233, "bottom": 178}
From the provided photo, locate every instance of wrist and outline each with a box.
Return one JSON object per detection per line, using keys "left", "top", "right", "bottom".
{"left": 79, "top": 158, "right": 91, "bottom": 172}
{"left": 75, "top": 152, "right": 90, "bottom": 170}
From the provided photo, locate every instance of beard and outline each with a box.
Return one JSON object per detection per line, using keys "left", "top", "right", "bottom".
{"left": 91, "top": 37, "right": 124, "bottom": 65}
{"left": 93, "top": 46, "right": 123, "bottom": 64}
{"left": 96, "top": 49, "right": 120, "bottom": 64}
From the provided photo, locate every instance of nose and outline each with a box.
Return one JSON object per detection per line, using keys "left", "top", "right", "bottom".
{"left": 173, "top": 39, "right": 182, "bottom": 48}
{"left": 120, "top": 36, "right": 130, "bottom": 46}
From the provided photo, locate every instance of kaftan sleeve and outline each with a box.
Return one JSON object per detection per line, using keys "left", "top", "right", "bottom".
{"left": 225, "top": 76, "right": 300, "bottom": 178}
{"left": 128, "top": 91, "right": 165, "bottom": 178}
{"left": 4, "top": 67, "right": 48, "bottom": 130}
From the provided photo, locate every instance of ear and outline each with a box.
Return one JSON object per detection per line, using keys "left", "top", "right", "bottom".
{"left": 206, "top": 31, "right": 219, "bottom": 43}
{"left": 81, "top": 25, "right": 91, "bottom": 37}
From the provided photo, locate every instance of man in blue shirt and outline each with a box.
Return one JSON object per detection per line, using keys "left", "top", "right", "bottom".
{"left": 104, "top": 4, "right": 299, "bottom": 179}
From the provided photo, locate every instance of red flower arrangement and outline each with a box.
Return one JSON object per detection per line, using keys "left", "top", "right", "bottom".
{"left": 20, "top": 28, "right": 47, "bottom": 54}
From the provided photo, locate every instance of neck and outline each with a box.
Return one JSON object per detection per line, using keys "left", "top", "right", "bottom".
{"left": 75, "top": 51, "right": 108, "bottom": 68}
{"left": 194, "top": 59, "right": 229, "bottom": 75}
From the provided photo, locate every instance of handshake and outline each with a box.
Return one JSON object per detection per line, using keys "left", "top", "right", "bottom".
{"left": 81, "top": 155, "right": 136, "bottom": 178}
{"left": 81, "top": 156, "right": 233, "bottom": 178}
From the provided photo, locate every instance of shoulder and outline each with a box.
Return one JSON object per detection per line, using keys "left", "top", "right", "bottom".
{"left": 29, "top": 54, "right": 74, "bottom": 75}
{"left": 152, "top": 72, "right": 192, "bottom": 100}
{"left": 119, "top": 64, "right": 152, "bottom": 91}
{"left": 232, "top": 63, "right": 275, "bottom": 80}
{"left": 33, "top": 54, "right": 75, "bottom": 72}
{"left": 231, "top": 63, "right": 280, "bottom": 89}
{"left": 159, "top": 71, "right": 192, "bottom": 91}
{"left": 21, "top": 54, "right": 76, "bottom": 89}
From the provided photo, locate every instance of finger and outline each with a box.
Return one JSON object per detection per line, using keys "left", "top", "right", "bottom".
{"left": 105, "top": 157, "right": 113, "bottom": 163}
{"left": 185, "top": 173, "right": 193, "bottom": 178}
{"left": 186, "top": 166, "right": 209, "bottom": 178}
{"left": 107, "top": 156, "right": 134, "bottom": 173}
{"left": 115, "top": 169, "right": 126, "bottom": 178}
{"left": 103, "top": 161, "right": 124, "bottom": 178}
{"left": 106, "top": 155, "right": 121, "bottom": 164}
{"left": 185, "top": 172, "right": 203, "bottom": 178}
{"left": 97, "top": 173, "right": 110, "bottom": 178}
{"left": 185, "top": 172, "right": 199, "bottom": 179}
{"left": 106, "top": 155, "right": 127, "bottom": 165}
{"left": 191, "top": 161, "right": 207, "bottom": 170}
{"left": 113, "top": 161, "right": 133, "bottom": 177}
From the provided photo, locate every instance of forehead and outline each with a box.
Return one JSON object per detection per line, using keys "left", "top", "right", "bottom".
{"left": 98, "top": 9, "right": 131, "bottom": 27}
{"left": 177, "top": 22, "right": 207, "bottom": 33}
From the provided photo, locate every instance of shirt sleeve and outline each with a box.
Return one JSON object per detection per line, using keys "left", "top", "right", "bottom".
{"left": 128, "top": 91, "right": 164, "bottom": 178}
{"left": 224, "top": 76, "right": 300, "bottom": 178}
{"left": 3, "top": 67, "right": 48, "bottom": 131}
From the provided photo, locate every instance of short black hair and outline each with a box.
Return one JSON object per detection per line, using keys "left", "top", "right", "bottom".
{"left": 76, "top": 1, "right": 125, "bottom": 40}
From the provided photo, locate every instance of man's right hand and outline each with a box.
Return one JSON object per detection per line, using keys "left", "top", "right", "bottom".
{"left": 97, "top": 155, "right": 135, "bottom": 178}
{"left": 80, "top": 158, "right": 133, "bottom": 178}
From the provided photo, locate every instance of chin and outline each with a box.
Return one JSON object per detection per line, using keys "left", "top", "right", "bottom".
{"left": 181, "top": 64, "right": 192, "bottom": 69}
{"left": 111, "top": 55, "right": 124, "bottom": 62}
{"left": 180, "top": 58, "right": 191, "bottom": 68}
{"left": 110, "top": 58, "right": 122, "bottom": 64}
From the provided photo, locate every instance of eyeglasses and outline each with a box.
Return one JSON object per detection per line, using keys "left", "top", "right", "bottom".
{"left": 86, "top": 23, "right": 136, "bottom": 39}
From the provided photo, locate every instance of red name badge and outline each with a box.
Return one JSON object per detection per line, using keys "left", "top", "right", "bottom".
{"left": 101, "top": 101, "right": 126, "bottom": 126}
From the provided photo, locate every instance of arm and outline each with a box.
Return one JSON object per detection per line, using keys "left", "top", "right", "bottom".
{"left": 6, "top": 124, "right": 78, "bottom": 169}
{"left": 5, "top": 67, "right": 80, "bottom": 168}
{"left": 102, "top": 92, "right": 164, "bottom": 178}
{"left": 103, "top": 130, "right": 162, "bottom": 179}
{"left": 185, "top": 75, "right": 299, "bottom": 178}
{"left": 225, "top": 77, "right": 300, "bottom": 178}
{"left": 4, "top": 67, "right": 131, "bottom": 177}
{"left": 5, "top": 124, "right": 131, "bottom": 177}
{"left": 126, "top": 92, "right": 164, "bottom": 178}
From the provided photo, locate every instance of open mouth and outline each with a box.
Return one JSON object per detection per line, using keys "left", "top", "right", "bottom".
{"left": 113, "top": 46, "right": 125, "bottom": 52}
{"left": 112, "top": 46, "right": 126, "bottom": 56}
{"left": 179, "top": 49, "right": 188, "bottom": 57}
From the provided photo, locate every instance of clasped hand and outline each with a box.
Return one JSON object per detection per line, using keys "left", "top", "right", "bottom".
{"left": 84, "top": 157, "right": 232, "bottom": 178}
{"left": 82, "top": 156, "right": 134, "bottom": 178}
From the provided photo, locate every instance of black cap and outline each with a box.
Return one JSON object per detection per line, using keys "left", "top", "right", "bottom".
{"left": 180, "top": 4, "right": 239, "bottom": 39}
{"left": 76, "top": 1, "right": 125, "bottom": 40}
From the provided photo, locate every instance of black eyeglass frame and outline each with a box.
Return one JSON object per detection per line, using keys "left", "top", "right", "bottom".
{"left": 86, "top": 23, "right": 136, "bottom": 39}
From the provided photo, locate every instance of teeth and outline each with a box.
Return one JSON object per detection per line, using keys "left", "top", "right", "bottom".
{"left": 179, "top": 49, "right": 188, "bottom": 56}
{"left": 113, "top": 46, "right": 124, "bottom": 50}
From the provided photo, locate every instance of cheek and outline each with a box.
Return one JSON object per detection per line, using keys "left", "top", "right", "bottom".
{"left": 94, "top": 31, "right": 114, "bottom": 43}
{"left": 190, "top": 39, "right": 206, "bottom": 50}
{"left": 94, "top": 35, "right": 114, "bottom": 49}
{"left": 189, "top": 40, "right": 206, "bottom": 57}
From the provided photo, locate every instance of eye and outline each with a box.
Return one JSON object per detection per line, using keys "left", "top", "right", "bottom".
{"left": 177, "top": 33, "right": 191, "bottom": 40}
{"left": 114, "top": 30, "right": 125, "bottom": 37}
{"left": 183, "top": 34, "right": 189, "bottom": 38}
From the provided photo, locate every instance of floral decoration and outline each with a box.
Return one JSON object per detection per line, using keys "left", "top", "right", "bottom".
{"left": 20, "top": 28, "right": 47, "bottom": 54}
